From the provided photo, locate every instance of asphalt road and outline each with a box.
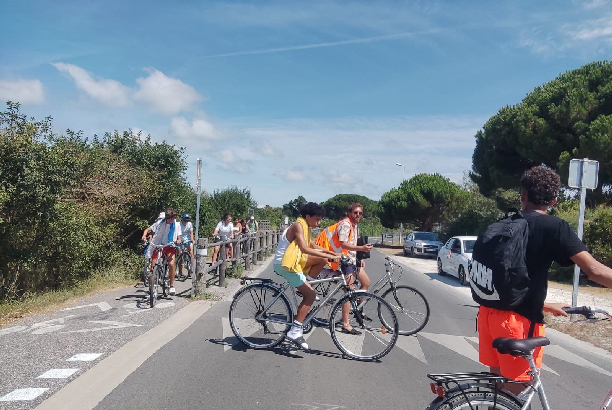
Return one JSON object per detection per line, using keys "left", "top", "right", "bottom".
{"left": 2, "top": 250, "right": 612, "bottom": 410}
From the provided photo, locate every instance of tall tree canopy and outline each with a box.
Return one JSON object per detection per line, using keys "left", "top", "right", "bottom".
{"left": 322, "top": 194, "right": 378, "bottom": 220}
{"left": 471, "top": 61, "right": 612, "bottom": 197}
{"left": 379, "top": 173, "right": 469, "bottom": 231}
{"left": 282, "top": 195, "right": 307, "bottom": 218}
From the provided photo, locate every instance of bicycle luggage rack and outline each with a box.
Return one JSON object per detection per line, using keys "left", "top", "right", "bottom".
{"left": 427, "top": 372, "right": 520, "bottom": 397}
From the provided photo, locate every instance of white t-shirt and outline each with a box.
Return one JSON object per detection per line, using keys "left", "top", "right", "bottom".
{"left": 215, "top": 221, "right": 234, "bottom": 238}
{"left": 181, "top": 221, "right": 194, "bottom": 242}
{"left": 151, "top": 219, "right": 182, "bottom": 246}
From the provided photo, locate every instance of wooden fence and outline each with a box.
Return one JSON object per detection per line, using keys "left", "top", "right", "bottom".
{"left": 191, "top": 230, "right": 282, "bottom": 296}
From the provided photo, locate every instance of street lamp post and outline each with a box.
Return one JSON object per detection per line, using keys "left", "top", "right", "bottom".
{"left": 395, "top": 163, "right": 405, "bottom": 181}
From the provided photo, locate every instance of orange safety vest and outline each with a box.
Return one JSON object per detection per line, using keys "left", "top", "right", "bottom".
{"left": 315, "top": 218, "right": 354, "bottom": 271}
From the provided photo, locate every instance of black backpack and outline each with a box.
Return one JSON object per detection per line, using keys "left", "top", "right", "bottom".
{"left": 470, "top": 209, "right": 530, "bottom": 310}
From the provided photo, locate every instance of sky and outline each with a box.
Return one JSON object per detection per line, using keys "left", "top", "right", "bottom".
{"left": 2, "top": 1, "right": 612, "bottom": 207}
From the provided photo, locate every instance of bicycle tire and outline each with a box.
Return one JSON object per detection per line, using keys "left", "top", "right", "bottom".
{"left": 149, "top": 268, "right": 159, "bottom": 308}
{"left": 229, "top": 282, "right": 293, "bottom": 349}
{"left": 381, "top": 285, "right": 430, "bottom": 335}
{"left": 177, "top": 252, "right": 189, "bottom": 281}
{"left": 329, "top": 292, "right": 398, "bottom": 361}
{"left": 432, "top": 389, "right": 522, "bottom": 410}
{"left": 160, "top": 264, "right": 169, "bottom": 297}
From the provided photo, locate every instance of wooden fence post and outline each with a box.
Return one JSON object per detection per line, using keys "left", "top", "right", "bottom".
{"left": 245, "top": 235, "right": 252, "bottom": 271}
{"left": 254, "top": 232, "right": 260, "bottom": 264}
{"left": 192, "top": 237, "right": 208, "bottom": 297}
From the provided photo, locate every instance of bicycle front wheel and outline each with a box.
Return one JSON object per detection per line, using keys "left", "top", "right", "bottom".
{"left": 433, "top": 390, "right": 522, "bottom": 410}
{"left": 149, "top": 268, "right": 159, "bottom": 308}
{"left": 381, "top": 285, "right": 430, "bottom": 335}
{"left": 330, "top": 292, "right": 398, "bottom": 361}
{"left": 229, "top": 283, "right": 293, "bottom": 349}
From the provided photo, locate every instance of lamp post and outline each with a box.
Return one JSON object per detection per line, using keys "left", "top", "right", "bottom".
{"left": 395, "top": 163, "right": 405, "bottom": 181}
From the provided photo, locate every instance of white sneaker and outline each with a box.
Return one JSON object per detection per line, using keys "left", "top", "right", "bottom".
{"left": 169, "top": 287, "right": 176, "bottom": 296}
{"left": 286, "top": 322, "right": 309, "bottom": 350}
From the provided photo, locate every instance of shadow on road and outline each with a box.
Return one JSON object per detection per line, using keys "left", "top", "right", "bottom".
{"left": 424, "top": 272, "right": 466, "bottom": 288}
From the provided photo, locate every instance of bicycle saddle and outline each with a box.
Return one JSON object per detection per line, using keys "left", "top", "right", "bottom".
{"left": 493, "top": 337, "right": 550, "bottom": 357}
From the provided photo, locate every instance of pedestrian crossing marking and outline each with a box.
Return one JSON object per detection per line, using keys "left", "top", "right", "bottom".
{"left": 545, "top": 345, "right": 612, "bottom": 377}
{"left": 394, "top": 335, "right": 427, "bottom": 364}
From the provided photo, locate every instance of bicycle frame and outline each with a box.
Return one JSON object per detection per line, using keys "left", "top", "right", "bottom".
{"left": 253, "top": 273, "right": 368, "bottom": 328}
{"left": 367, "top": 257, "right": 403, "bottom": 297}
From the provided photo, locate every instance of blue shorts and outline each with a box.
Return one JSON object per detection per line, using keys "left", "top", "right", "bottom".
{"left": 273, "top": 265, "right": 307, "bottom": 288}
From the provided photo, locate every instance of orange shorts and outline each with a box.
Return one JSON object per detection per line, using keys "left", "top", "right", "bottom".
{"left": 478, "top": 306, "right": 545, "bottom": 381}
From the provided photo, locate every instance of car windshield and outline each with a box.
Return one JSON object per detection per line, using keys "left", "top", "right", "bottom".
{"left": 463, "top": 240, "right": 476, "bottom": 253}
{"left": 414, "top": 232, "right": 439, "bottom": 241}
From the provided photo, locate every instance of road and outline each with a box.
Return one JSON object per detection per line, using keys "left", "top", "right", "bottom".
{"left": 1, "top": 250, "right": 611, "bottom": 410}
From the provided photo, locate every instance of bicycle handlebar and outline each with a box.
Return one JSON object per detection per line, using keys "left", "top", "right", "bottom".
{"left": 562, "top": 306, "right": 612, "bottom": 319}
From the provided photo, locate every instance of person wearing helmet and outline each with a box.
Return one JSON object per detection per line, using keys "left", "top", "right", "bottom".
{"left": 180, "top": 214, "right": 195, "bottom": 275}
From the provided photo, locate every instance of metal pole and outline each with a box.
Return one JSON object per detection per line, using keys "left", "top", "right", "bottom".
{"left": 192, "top": 159, "right": 202, "bottom": 296}
{"left": 571, "top": 185, "right": 587, "bottom": 307}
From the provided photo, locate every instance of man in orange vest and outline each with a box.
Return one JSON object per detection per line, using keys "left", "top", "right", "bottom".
{"left": 315, "top": 202, "right": 373, "bottom": 334}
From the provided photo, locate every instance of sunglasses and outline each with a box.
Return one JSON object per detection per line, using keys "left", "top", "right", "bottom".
{"left": 352, "top": 211, "right": 363, "bottom": 215}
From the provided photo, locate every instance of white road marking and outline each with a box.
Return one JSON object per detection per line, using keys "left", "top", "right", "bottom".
{"left": 62, "top": 302, "right": 112, "bottom": 312}
{"left": 0, "top": 325, "right": 28, "bottom": 336}
{"left": 0, "top": 388, "right": 48, "bottom": 401}
{"left": 29, "top": 316, "right": 77, "bottom": 335}
{"left": 37, "top": 368, "right": 80, "bottom": 379}
{"left": 66, "top": 353, "right": 103, "bottom": 362}
{"left": 545, "top": 345, "right": 612, "bottom": 377}
{"left": 420, "top": 332, "right": 480, "bottom": 363}
{"left": 221, "top": 317, "right": 240, "bottom": 351}
{"left": 395, "top": 335, "right": 428, "bottom": 364}
{"left": 154, "top": 302, "right": 175, "bottom": 309}
{"left": 64, "top": 320, "right": 141, "bottom": 333}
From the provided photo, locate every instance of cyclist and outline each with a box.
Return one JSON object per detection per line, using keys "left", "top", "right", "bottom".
{"left": 315, "top": 203, "right": 373, "bottom": 334}
{"left": 247, "top": 215, "right": 259, "bottom": 234}
{"left": 179, "top": 213, "right": 195, "bottom": 276}
{"left": 477, "top": 166, "right": 612, "bottom": 393}
{"left": 141, "top": 208, "right": 182, "bottom": 296}
{"left": 273, "top": 202, "right": 341, "bottom": 350}
{"left": 211, "top": 213, "right": 234, "bottom": 264}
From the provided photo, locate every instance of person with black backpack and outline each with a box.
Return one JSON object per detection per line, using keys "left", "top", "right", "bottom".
{"left": 473, "top": 166, "right": 612, "bottom": 393}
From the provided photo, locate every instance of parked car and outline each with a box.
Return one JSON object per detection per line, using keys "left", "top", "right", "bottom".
{"left": 403, "top": 231, "right": 443, "bottom": 258}
{"left": 437, "top": 236, "right": 477, "bottom": 285}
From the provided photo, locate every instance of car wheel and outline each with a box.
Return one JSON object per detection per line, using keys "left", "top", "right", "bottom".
{"left": 458, "top": 265, "right": 467, "bottom": 285}
{"left": 410, "top": 247, "right": 415, "bottom": 257}
{"left": 437, "top": 258, "right": 446, "bottom": 276}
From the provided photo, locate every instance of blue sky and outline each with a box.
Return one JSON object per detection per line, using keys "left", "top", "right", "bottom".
{"left": 2, "top": 1, "right": 612, "bottom": 207}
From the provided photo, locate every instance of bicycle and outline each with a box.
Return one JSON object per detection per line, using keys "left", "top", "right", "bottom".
{"left": 425, "top": 306, "right": 612, "bottom": 410}
{"left": 310, "top": 256, "right": 430, "bottom": 336}
{"left": 228, "top": 258, "right": 400, "bottom": 361}
{"left": 147, "top": 243, "right": 177, "bottom": 307}
{"left": 141, "top": 240, "right": 151, "bottom": 286}
{"left": 176, "top": 242, "right": 192, "bottom": 281}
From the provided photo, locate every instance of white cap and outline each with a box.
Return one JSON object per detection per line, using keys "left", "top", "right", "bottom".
{"left": 250, "top": 215, "right": 254, "bottom": 219}
{"left": 157, "top": 212, "right": 165, "bottom": 220}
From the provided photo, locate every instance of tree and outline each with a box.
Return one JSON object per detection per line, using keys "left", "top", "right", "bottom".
{"left": 282, "top": 195, "right": 307, "bottom": 218}
{"left": 321, "top": 194, "right": 378, "bottom": 220}
{"left": 254, "top": 205, "right": 283, "bottom": 229}
{"left": 379, "top": 173, "right": 470, "bottom": 231}
{"left": 471, "top": 61, "right": 612, "bottom": 198}
{"left": 445, "top": 180, "right": 502, "bottom": 237}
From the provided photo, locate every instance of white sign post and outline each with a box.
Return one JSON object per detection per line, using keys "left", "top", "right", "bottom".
{"left": 567, "top": 158, "right": 599, "bottom": 307}
{"left": 194, "top": 158, "right": 202, "bottom": 241}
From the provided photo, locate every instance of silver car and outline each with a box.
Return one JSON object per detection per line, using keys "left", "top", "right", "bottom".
{"left": 403, "top": 231, "right": 443, "bottom": 258}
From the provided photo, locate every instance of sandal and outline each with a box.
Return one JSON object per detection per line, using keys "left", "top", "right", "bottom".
{"left": 340, "top": 326, "right": 362, "bottom": 335}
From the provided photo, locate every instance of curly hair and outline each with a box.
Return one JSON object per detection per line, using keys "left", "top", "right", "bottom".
{"left": 520, "top": 166, "right": 560, "bottom": 205}
{"left": 300, "top": 202, "right": 326, "bottom": 218}
{"left": 347, "top": 203, "right": 363, "bottom": 214}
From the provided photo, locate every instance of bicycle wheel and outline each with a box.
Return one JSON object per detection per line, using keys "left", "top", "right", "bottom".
{"left": 381, "top": 285, "right": 430, "bottom": 335}
{"left": 149, "top": 268, "right": 159, "bottom": 308}
{"left": 229, "top": 283, "right": 293, "bottom": 349}
{"left": 433, "top": 390, "right": 522, "bottom": 410}
{"left": 330, "top": 292, "right": 398, "bottom": 361}
{"left": 161, "top": 264, "right": 169, "bottom": 297}
{"left": 177, "top": 252, "right": 188, "bottom": 280}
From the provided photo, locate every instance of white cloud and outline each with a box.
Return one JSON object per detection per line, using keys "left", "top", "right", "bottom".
{"left": 170, "top": 116, "right": 216, "bottom": 140}
{"left": 135, "top": 69, "right": 202, "bottom": 114}
{"left": 580, "top": 0, "right": 610, "bottom": 10}
{"left": 52, "top": 62, "right": 131, "bottom": 106}
{"left": 569, "top": 16, "right": 612, "bottom": 41}
{"left": 216, "top": 149, "right": 252, "bottom": 174}
{"left": 276, "top": 168, "right": 306, "bottom": 182}
{"left": 0, "top": 79, "right": 45, "bottom": 104}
